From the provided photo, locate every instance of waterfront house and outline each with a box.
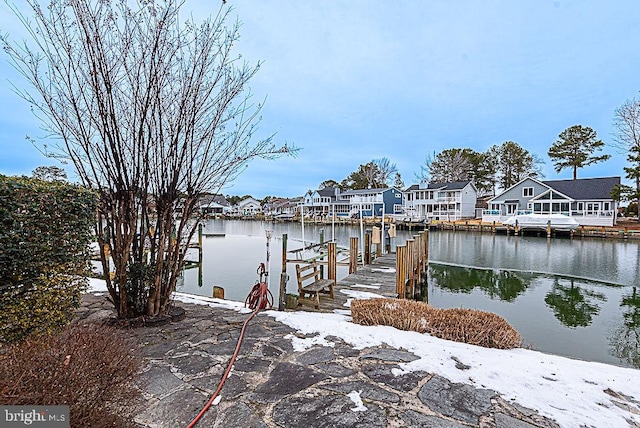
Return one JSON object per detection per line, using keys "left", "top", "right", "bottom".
{"left": 198, "top": 195, "right": 231, "bottom": 216}
{"left": 302, "top": 187, "right": 341, "bottom": 217}
{"left": 482, "top": 176, "right": 620, "bottom": 227}
{"left": 234, "top": 197, "right": 263, "bottom": 216}
{"left": 264, "top": 197, "right": 300, "bottom": 217}
{"left": 336, "top": 188, "right": 404, "bottom": 218}
{"left": 404, "top": 181, "right": 478, "bottom": 221}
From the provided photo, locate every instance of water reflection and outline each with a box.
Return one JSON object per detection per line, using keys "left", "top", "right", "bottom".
{"left": 544, "top": 279, "right": 606, "bottom": 328}
{"left": 426, "top": 264, "right": 640, "bottom": 368}
{"left": 427, "top": 264, "right": 531, "bottom": 302}
{"left": 609, "top": 287, "right": 640, "bottom": 368}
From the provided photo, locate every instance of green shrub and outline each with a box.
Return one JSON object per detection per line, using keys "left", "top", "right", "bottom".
{"left": 0, "top": 323, "right": 142, "bottom": 428}
{"left": 0, "top": 175, "right": 97, "bottom": 342}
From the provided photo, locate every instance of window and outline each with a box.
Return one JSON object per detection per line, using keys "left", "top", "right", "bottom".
{"left": 523, "top": 187, "right": 534, "bottom": 197}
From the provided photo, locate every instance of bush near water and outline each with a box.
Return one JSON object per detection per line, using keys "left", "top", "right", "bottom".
{"left": 351, "top": 298, "right": 524, "bottom": 349}
{"left": 0, "top": 175, "right": 97, "bottom": 343}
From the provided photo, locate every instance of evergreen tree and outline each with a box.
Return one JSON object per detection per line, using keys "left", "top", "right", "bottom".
{"left": 548, "top": 125, "right": 609, "bottom": 179}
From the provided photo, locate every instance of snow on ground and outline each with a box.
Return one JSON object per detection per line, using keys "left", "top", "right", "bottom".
{"left": 347, "top": 390, "right": 367, "bottom": 412}
{"left": 351, "top": 283, "right": 381, "bottom": 289}
{"left": 370, "top": 267, "right": 396, "bottom": 273}
{"left": 267, "top": 309, "right": 640, "bottom": 428}
{"left": 85, "top": 281, "right": 640, "bottom": 428}
{"left": 339, "top": 289, "right": 386, "bottom": 308}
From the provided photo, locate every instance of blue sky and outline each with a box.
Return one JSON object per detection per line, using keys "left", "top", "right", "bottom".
{"left": 1, "top": 0, "right": 639, "bottom": 198}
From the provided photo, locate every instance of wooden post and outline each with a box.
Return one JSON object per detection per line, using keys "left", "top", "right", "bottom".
{"left": 319, "top": 229, "right": 325, "bottom": 279}
{"left": 514, "top": 219, "right": 519, "bottom": 236}
{"left": 198, "top": 223, "right": 203, "bottom": 264}
{"left": 374, "top": 226, "right": 382, "bottom": 258}
{"left": 278, "top": 234, "right": 288, "bottom": 311}
{"left": 364, "top": 230, "right": 372, "bottom": 265}
{"left": 492, "top": 221, "right": 496, "bottom": 233}
{"left": 625, "top": 227, "right": 629, "bottom": 239}
{"left": 349, "top": 237, "right": 358, "bottom": 274}
{"left": 213, "top": 286, "right": 225, "bottom": 299}
{"left": 506, "top": 223, "right": 511, "bottom": 235}
{"left": 396, "top": 245, "right": 407, "bottom": 298}
{"left": 424, "top": 229, "right": 429, "bottom": 266}
{"left": 580, "top": 225, "right": 585, "bottom": 238}
{"left": 546, "top": 220, "right": 551, "bottom": 238}
{"left": 415, "top": 234, "right": 423, "bottom": 284}
{"left": 328, "top": 242, "right": 336, "bottom": 282}
{"left": 406, "top": 239, "right": 415, "bottom": 298}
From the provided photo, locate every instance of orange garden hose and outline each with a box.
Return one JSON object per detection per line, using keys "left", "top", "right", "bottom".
{"left": 186, "top": 266, "right": 273, "bottom": 428}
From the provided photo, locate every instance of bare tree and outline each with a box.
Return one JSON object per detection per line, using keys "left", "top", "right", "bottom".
{"left": 2, "top": 1, "right": 293, "bottom": 318}
{"left": 613, "top": 96, "right": 640, "bottom": 205}
{"left": 373, "top": 157, "right": 398, "bottom": 187}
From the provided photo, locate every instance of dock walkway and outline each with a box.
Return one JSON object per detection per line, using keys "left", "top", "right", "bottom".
{"left": 305, "top": 253, "right": 399, "bottom": 313}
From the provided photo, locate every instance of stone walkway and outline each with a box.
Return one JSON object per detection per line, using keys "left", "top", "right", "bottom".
{"left": 76, "top": 294, "right": 560, "bottom": 428}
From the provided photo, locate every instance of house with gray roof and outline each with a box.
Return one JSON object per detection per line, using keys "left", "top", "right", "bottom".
{"left": 404, "top": 181, "right": 478, "bottom": 221}
{"left": 336, "top": 188, "right": 404, "bottom": 218}
{"left": 198, "top": 194, "right": 231, "bottom": 216}
{"left": 303, "top": 187, "right": 341, "bottom": 216}
{"left": 482, "top": 176, "right": 620, "bottom": 227}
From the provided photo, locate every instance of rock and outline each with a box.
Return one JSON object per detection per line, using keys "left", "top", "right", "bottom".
{"left": 400, "top": 410, "right": 468, "bottom": 428}
{"left": 363, "top": 364, "right": 429, "bottom": 391}
{"left": 272, "top": 395, "right": 387, "bottom": 428}
{"left": 296, "top": 346, "right": 336, "bottom": 365}
{"left": 418, "top": 375, "right": 496, "bottom": 425}
{"left": 360, "top": 348, "right": 419, "bottom": 363}
{"left": 321, "top": 380, "right": 400, "bottom": 403}
{"left": 253, "top": 362, "right": 328, "bottom": 401}
{"left": 214, "top": 402, "right": 266, "bottom": 428}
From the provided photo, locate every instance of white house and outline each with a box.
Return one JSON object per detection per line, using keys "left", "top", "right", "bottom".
{"left": 404, "top": 181, "right": 478, "bottom": 221}
{"left": 482, "top": 176, "right": 620, "bottom": 227}
{"left": 198, "top": 195, "right": 231, "bottom": 216}
{"left": 234, "top": 197, "right": 263, "bottom": 216}
{"left": 302, "top": 187, "right": 340, "bottom": 216}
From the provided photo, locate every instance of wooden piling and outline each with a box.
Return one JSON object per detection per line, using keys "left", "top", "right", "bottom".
{"left": 213, "top": 286, "right": 225, "bottom": 299}
{"left": 328, "top": 242, "right": 337, "bottom": 282}
{"left": 364, "top": 230, "right": 372, "bottom": 265}
{"left": 406, "top": 239, "right": 415, "bottom": 297}
{"left": 278, "top": 233, "right": 288, "bottom": 311}
{"left": 349, "top": 237, "right": 358, "bottom": 274}
{"left": 396, "top": 245, "right": 407, "bottom": 298}
{"left": 373, "top": 225, "right": 382, "bottom": 258}
{"left": 198, "top": 223, "right": 203, "bottom": 263}
{"left": 319, "top": 229, "right": 325, "bottom": 279}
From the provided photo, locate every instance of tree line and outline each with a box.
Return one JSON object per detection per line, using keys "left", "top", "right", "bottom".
{"left": 308, "top": 124, "right": 609, "bottom": 197}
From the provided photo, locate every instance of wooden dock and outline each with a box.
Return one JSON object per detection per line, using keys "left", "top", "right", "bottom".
{"left": 298, "top": 253, "right": 400, "bottom": 313}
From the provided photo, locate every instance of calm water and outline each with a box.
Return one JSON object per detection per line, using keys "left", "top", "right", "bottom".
{"left": 178, "top": 219, "right": 640, "bottom": 369}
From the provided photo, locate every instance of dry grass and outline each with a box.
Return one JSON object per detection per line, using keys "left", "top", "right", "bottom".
{"left": 0, "top": 324, "right": 142, "bottom": 428}
{"left": 351, "top": 298, "right": 524, "bottom": 349}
